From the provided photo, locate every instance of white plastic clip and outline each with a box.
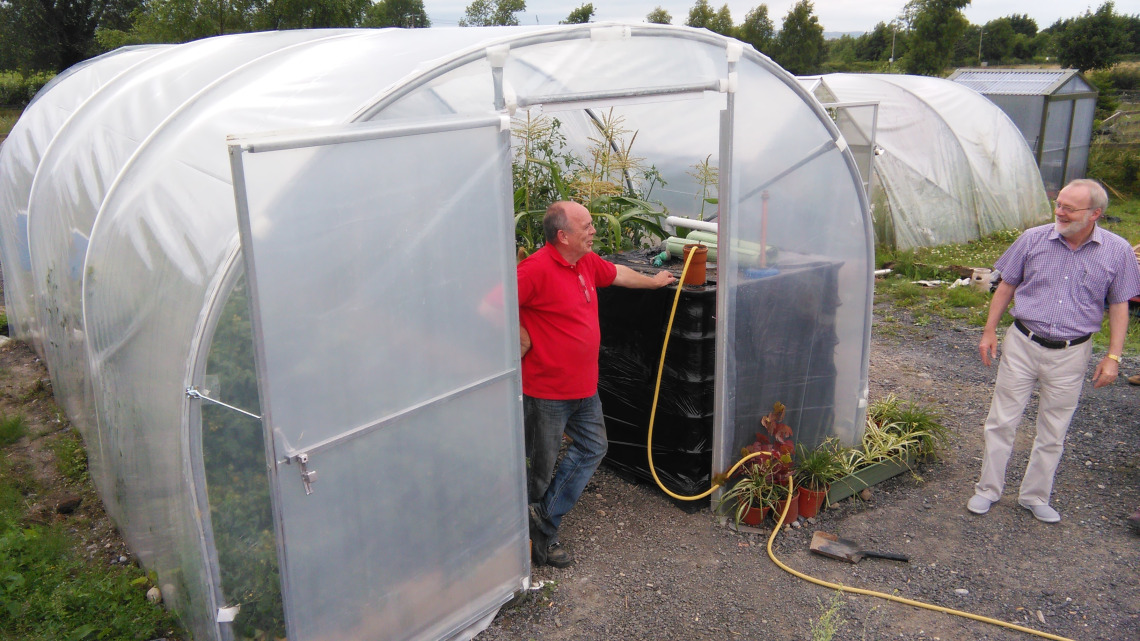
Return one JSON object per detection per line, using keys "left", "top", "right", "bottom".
{"left": 485, "top": 44, "right": 510, "bottom": 68}
{"left": 499, "top": 114, "right": 512, "bottom": 132}
{"left": 726, "top": 40, "right": 744, "bottom": 63}
{"left": 725, "top": 71, "right": 738, "bottom": 93}
{"left": 834, "top": 134, "right": 848, "bottom": 153}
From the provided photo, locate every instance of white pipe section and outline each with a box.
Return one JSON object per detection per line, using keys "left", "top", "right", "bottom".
{"left": 665, "top": 216, "right": 719, "bottom": 233}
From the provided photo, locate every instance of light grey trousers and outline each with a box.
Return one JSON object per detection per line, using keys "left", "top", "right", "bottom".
{"left": 974, "top": 323, "right": 1092, "bottom": 506}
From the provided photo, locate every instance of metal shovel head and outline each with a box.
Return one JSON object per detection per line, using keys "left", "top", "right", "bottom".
{"left": 810, "top": 531, "right": 865, "bottom": 563}
{"left": 810, "top": 531, "right": 910, "bottom": 564}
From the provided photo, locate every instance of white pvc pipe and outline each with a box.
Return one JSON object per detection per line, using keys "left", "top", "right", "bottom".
{"left": 665, "top": 216, "right": 718, "bottom": 233}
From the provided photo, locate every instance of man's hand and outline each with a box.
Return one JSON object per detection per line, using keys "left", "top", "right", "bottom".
{"left": 520, "top": 325, "right": 531, "bottom": 358}
{"left": 979, "top": 329, "right": 999, "bottom": 367}
{"left": 652, "top": 270, "right": 677, "bottom": 288}
{"left": 613, "top": 264, "right": 676, "bottom": 289}
{"left": 1092, "top": 356, "right": 1119, "bottom": 388}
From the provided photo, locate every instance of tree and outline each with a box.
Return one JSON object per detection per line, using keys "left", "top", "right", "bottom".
{"left": 854, "top": 20, "right": 898, "bottom": 61}
{"left": 561, "top": 2, "right": 593, "bottom": 24}
{"left": 363, "top": 0, "right": 430, "bottom": 27}
{"left": 1006, "top": 13, "right": 1037, "bottom": 37}
{"left": 1, "top": 0, "right": 106, "bottom": 70}
{"left": 981, "top": 17, "right": 1015, "bottom": 63}
{"left": 250, "top": 0, "right": 369, "bottom": 30}
{"left": 736, "top": 4, "right": 774, "bottom": 53}
{"left": 901, "top": 0, "right": 970, "bottom": 76}
{"left": 1053, "top": 2, "right": 1128, "bottom": 71}
{"left": 772, "top": 0, "right": 824, "bottom": 75}
{"left": 685, "top": 0, "right": 714, "bottom": 29}
{"left": 705, "top": 3, "right": 732, "bottom": 36}
{"left": 458, "top": 0, "right": 525, "bottom": 26}
{"left": 645, "top": 6, "right": 671, "bottom": 24}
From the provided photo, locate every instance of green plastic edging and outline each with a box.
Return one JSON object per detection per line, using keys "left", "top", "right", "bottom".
{"left": 826, "top": 453, "right": 917, "bottom": 504}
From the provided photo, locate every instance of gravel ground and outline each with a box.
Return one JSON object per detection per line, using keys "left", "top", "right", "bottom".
{"left": 478, "top": 307, "right": 1140, "bottom": 641}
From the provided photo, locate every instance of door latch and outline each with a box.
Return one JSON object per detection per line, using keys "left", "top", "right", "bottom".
{"left": 296, "top": 453, "right": 317, "bottom": 495}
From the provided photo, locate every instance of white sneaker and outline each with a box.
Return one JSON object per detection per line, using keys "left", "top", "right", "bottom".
{"left": 967, "top": 494, "right": 993, "bottom": 515}
{"left": 1019, "top": 501, "right": 1060, "bottom": 523}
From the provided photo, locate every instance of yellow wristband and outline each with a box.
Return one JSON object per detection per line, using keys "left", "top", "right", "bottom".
{"left": 1106, "top": 353, "right": 1121, "bottom": 363}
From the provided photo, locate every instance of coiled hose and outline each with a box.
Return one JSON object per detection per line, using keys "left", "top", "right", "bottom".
{"left": 644, "top": 246, "right": 1075, "bottom": 641}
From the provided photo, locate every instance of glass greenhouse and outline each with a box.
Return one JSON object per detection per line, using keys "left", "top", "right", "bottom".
{"left": 949, "top": 68, "right": 1097, "bottom": 196}
{"left": 0, "top": 25, "right": 872, "bottom": 641}
{"left": 823, "top": 73, "right": 1052, "bottom": 250}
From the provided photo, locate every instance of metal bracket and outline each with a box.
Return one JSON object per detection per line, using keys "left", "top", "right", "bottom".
{"left": 185, "top": 387, "right": 261, "bottom": 420}
{"left": 295, "top": 453, "right": 318, "bottom": 495}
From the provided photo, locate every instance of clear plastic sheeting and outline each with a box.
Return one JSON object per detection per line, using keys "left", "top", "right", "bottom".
{"left": 231, "top": 117, "right": 525, "bottom": 641}
{"left": 824, "top": 73, "right": 1052, "bottom": 249}
{"left": 0, "top": 45, "right": 167, "bottom": 350}
{"left": 1, "top": 24, "right": 873, "bottom": 641}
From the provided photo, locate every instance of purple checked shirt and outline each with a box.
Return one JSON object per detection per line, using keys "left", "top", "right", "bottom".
{"left": 995, "top": 223, "right": 1140, "bottom": 341}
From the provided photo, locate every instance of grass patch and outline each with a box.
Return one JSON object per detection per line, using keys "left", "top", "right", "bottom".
{"left": 0, "top": 414, "right": 28, "bottom": 447}
{"left": 48, "top": 429, "right": 89, "bottom": 485}
{"left": 0, "top": 310, "right": 8, "bottom": 335}
{"left": 0, "top": 456, "right": 184, "bottom": 640}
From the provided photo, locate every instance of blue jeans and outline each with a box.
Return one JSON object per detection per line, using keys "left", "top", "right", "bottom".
{"left": 524, "top": 393, "right": 608, "bottom": 541}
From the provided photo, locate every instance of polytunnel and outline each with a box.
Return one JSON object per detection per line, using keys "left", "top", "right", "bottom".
{"left": 0, "top": 24, "right": 872, "bottom": 641}
{"left": 822, "top": 73, "right": 1052, "bottom": 249}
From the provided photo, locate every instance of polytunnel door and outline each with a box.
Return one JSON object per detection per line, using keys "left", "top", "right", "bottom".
{"left": 228, "top": 114, "right": 529, "bottom": 641}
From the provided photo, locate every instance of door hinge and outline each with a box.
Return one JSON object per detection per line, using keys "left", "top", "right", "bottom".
{"left": 295, "top": 453, "right": 317, "bottom": 495}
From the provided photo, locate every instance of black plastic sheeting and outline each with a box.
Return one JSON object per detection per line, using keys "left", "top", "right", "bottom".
{"left": 597, "top": 249, "right": 841, "bottom": 499}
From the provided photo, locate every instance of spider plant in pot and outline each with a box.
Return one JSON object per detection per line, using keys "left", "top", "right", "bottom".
{"left": 717, "top": 461, "right": 779, "bottom": 527}
{"left": 794, "top": 438, "right": 850, "bottom": 518}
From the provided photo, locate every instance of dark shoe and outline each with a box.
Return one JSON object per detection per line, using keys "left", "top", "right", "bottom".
{"left": 544, "top": 542, "right": 574, "bottom": 568}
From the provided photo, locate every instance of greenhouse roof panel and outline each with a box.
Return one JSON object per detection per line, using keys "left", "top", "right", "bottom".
{"left": 948, "top": 69, "right": 1084, "bottom": 96}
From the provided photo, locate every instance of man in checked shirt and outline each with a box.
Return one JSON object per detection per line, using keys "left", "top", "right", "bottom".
{"left": 966, "top": 179, "right": 1140, "bottom": 524}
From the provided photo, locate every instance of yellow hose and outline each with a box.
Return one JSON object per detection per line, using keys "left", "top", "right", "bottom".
{"left": 643, "top": 246, "right": 1075, "bottom": 641}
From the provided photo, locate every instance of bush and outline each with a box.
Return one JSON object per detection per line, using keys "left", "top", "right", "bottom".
{"left": 0, "top": 70, "right": 56, "bottom": 107}
{"left": 1089, "top": 143, "right": 1140, "bottom": 197}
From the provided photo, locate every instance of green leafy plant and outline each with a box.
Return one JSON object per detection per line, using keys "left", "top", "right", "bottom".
{"left": 0, "top": 414, "right": 28, "bottom": 447}
{"left": 716, "top": 457, "right": 780, "bottom": 526}
{"left": 811, "top": 591, "right": 846, "bottom": 641}
{"left": 867, "top": 394, "right": 948, "bottom": 460}
{"left": 510, "top": 109, "right": 670, "bottom": 255}
{"left": 794, "top": 438, "right": 850, "bottom": 492}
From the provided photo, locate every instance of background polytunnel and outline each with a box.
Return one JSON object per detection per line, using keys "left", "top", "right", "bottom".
{"left": 822, "top": 73, "right": 1052, "bottom": 250}
{"left": 0, "top": 24, "right": 872, "bottom": 641}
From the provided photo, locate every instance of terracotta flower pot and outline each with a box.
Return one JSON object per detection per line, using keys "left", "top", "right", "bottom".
{"left": 682, "top": 243, "right": 708, "bottom": 286}
{"left": 799, "top": 486, "right": 829, "bottom": 519}
{"left": 774, "top": 490, "right": 800, "bottom": 524}
{"left": 741, "top": 503, "right": 769, "bottom": 526}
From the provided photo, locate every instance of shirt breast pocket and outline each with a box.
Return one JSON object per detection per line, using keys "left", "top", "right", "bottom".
{"left": 1079, "top": 269, "right": 1111, "bottom": 301}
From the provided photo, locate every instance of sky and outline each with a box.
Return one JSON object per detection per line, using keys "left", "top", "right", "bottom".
{"left": 426, "top": 1, "right": 1101, "bottom": 33}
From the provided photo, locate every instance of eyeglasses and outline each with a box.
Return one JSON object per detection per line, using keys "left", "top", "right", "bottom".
{"left": 1053, "top": 200, "right": 1092, "bottom": 215}
{"left": 578, "top": 273, "right": 591, "bottom": 303}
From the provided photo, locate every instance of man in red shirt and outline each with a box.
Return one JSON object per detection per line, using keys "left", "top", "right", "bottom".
{"left": 518, "top": 201, "right": 674, "bottom": 567}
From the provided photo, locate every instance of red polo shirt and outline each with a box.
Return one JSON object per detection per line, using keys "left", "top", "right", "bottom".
{"left": 517, "top": 243, "right": 617, "bottom": 399}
